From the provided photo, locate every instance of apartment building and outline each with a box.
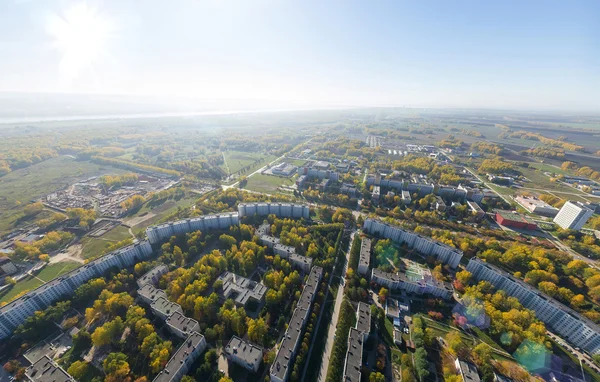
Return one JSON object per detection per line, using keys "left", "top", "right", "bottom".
{"left": 166, "top": 311, "right": 200, "bottom": 339}
{"left": 153, "top": 332, "right": 206, "bottom": 382}
{"left": 137, "top": 264, "right": 169, "bottom": 288}
{"left": 358, "top": 237, "right": 371, "bottom": 276}
{"left": 363, "top": 219, "right": 462, "bottom": 268}
{"left": 270, "top": 266, "right": 323, "bottom": 382}
{"left": 0, "top": 240, "right": 153, "bottom": 340}
{"left": 342, "top": 328, "right": 364, "bottom": 382}
{"left": 238, "top": 202, "right": 310, "bottom": 219}
{"left": 356, "top": 302, "right": 371, "bottom": 341}
{"left": 371, "top": 268, "right": 453, "bottom": 299}
{"left": 467, "top": 258, "right": 600, "bottom": 354}
{"left": 150, "top": 297, "right": 183, "bottom": 321}
{"left": 146, "top": 212, "right": 240, "bottom": 244}
{"left": 137, "top": 284, "right": 168, "bottom": 305}
{"left": 553, "top": 201, "right": 594, "bottom": 230}
{"left": 272, "top": 243, "right": 313, "bottom": 273}
{"left": 224, "top": 336, "right": 263, "bottom": 373}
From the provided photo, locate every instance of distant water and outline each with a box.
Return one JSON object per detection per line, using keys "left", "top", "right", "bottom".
{"left": 0, "top": 108, "right": 318, "bottom": 124}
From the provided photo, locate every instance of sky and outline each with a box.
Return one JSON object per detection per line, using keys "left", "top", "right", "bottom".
{"left": 0, "top": 0, "right": 599, "bottom": 112}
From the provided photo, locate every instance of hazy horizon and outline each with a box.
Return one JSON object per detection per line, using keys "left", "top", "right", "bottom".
{"left": 1, "top": 0, "right": 599, "bottom": 112}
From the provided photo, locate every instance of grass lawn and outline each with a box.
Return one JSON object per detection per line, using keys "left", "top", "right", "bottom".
{"left": 100, "top": 225, "right": 131, "bottom": 241}
{"left": 0, "top": 261, "right": 80, "bottom": 304}
{"left": 0, "top": 157, "right": 124, "bottom": 235}
{"left": 288, "top": 159, "right": 307, "bottom": 166}
{"left": 243, "top": 173, "right": 296, "bottom": 194}
{"left": 527, "top": 162, "right": 570, "bottom": 175}
{"left": 221, "top": 151, "right": 276, "bottom": 175}
{"left": 80, "top": 236, "right": 118, "bottom": 260}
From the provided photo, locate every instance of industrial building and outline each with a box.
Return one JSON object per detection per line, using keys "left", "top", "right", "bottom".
{"left": 467, "top": 258, "right": 600, "bottom": 354}
{"left": 238, "top": 203, "right": 310, "bottom": 219}
{"left": 224, "top": 336, "right": 264, "bottom": 373}
{"left": 494, "top": 211, "right": 538, "bottom": 230}
{"left": 270, "top": 266, "right": 323, "bottom": 382}
{"left": 553, "top": 201, "right": 595, "bottom": 230}
{"left": 363, "top": 219, "right": 463, "bottom": 268}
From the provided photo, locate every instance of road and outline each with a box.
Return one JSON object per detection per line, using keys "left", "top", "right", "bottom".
{"left": 547, "top": 331, "right": 600, "bottom": 378}
{"left": 463, "top": 166, "right": 513, "bottom": 206}
{"left": 317, "top": 230, "right": 355, "bottom": 382}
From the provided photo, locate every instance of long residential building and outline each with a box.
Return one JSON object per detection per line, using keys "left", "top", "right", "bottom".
{"left": 342, "top": 328, "right": 364, "bottom": 382}
{"left": 0, "top": 240, "right": 153, "bottom": 340}
{"left": 153, "top": 331, "right": 206, "bottom": 382}
{"left": 270, "top": 266, "right": 323, "bottom": 382}
{"left": 238, "top": 203, "right": 310, "bottom": 219}
{"left": 467, "top": 258, "right": 600, "bottom": 354}
{"left": 371, "top": 268, "right": 453, "bottom": 299}
{"left": 363, "top": 219, "right": 463, "bottom": 268}
{"left": 146, "top": 212, "right": 240, "bottom": 244}
{"left": 25, "top": 355, "right": 75, "bottom": 382}
{"left": 259, "top": 237, "right": 313, "bottom": 273}
{"left": 358, "top": 237, "right": 371, "bottom": 276}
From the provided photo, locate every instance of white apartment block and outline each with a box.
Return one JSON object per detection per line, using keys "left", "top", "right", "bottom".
{"left": 146, "top": 212, "right": 240, "bottom": 244}
{"left": 553, "top": 201, "right": 594, "bottom": 230}
{"left": 371, "top": 268, "right": 453, "bottom": 299}
{"left": 363, "top": 219, "right": 462, "bottom": 268}
{"left": 467, "top": 258, "right": 600, "bottom": 354}
{"left": 0, "top": 240, "right": 153, "bottom": 340}
{"left": 238, "top": 202, "right": 310, "bottom": 219}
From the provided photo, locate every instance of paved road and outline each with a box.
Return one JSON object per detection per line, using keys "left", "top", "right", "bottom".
{"left": 317, "top": 230, "right": 355, "bottom": 382}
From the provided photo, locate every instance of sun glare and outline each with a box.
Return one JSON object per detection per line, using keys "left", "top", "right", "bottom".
{"left": 46, "top": 2, "right": 115, "bottom": 80}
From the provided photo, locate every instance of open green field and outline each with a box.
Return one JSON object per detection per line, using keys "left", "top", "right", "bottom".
{"left": 242, "top": 173, "right": 296, "bottom": 194}
{"left": 0, "top": 261, "right": 80, "bottom": 304}
{"left": 100, "top": 225, "right": 131, "bottom": 241}
{"left": 0, "top": 156, "right": 124, "bottom": 235}
{"left": 221, "top": 150, "right": 277, "bottom": 175}
{"left": 527, "top": 162, "right": 570, "bottom": 175}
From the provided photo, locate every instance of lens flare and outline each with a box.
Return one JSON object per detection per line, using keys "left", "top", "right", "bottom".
{"left": 46, "top": 2, "right": 116, "bottom": 79}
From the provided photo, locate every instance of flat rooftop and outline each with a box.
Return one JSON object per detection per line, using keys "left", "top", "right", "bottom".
{"left": 138, "top": 284, "right": 168, "bottom": 302}
{"left": 495, "top": 210, "right": 536, "bottom": 225}
{"left": 224, "top": 336, "right": 263, "bottom": 367}
{"left": 343, "top": 328, "right": 363, "bottom": 382}
{"left": 138, "top": 264, "right": 168, "bottom": 286}
{"left": 218, "top": 272, "right": 267, "bottom": 306}
{"left": 356, "top": 302, "right": 371, "bottom": 334}
{"left": 153, "top": 332, "right": 205, "bottom": 382}
{"left": 166, "top": 311, "right": 199, "bottom": 336}
{"left": 457, "top": 359, "right": 481, "bottom": 382}
{"left": 26, "top": 356, "right": 74, "bottom": 382}
{"left": 150, "top": 297, "right": 182, "bottom": 317}
{"left": 359, "top": 237, "right": 371, "bottom": 269}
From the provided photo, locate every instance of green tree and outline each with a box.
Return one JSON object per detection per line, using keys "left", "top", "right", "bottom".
{"left": 103, "top": 352, "right": 130, "bottom": 380}
{"left": 67, "top": 361, "right": 90, "bottom": 380}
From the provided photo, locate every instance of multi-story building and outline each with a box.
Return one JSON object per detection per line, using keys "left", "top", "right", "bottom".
{"left": 238, "top": 203, "right": 310, "bottom": 219}
{"left": 150, "top": 297, "right": 183, "bottom": 321}
{"left": 371, "top": 268, "right": 453, "bottom": 299}
{"left": 137, "top": 264, "right": 169, "bottom": 288}
{"left": 272, "top": 243, "right": 313, "bottom": 273}
{"left": 166, "top": 311, "right": 200, "bottom": 339}
{"left": 401, "top": 190, "right": 411, "bottom": 205}
{"left": 0, "top": 240, "right": 153, "bottom": 340}
{"left": 435, "top": 196, "right": 447, "bottom": 212}
{"left": 358, "top": 238, "right": 371, "bottom": 276}
{"left": 146, "top": 212, "right": 240, "bottom": 244}
{"left": 467, "top": 200, "right": 485, "bottom": 221}
{"left": 455, "top": 359, "right": 481, "bottom": 382}
{"left": 342, "top": 327, "right": 364, "bottom": 382}
{"left": 138, "top": 284, "right": 168, "bottom": 305}
{"left": 25, "top": 355, "right": 75, "bottom": 382}
{"left": 224, "top": 336, "right": 263, "bottom": 373}
{"left": 514, "top": 195, "right": 559, "bottom": 217}
{"left": 270, "top": 266, "right": 323, "bottom": 382}
{"left": 356, "top": 302, "right": 371, "bottom": 341}
{"left": 217, "top": 271, "right": 268, "bottom": 307}
{"left": 363, "top": 219, "right": 462, "bottom": 268}
{"left": 153, "top": 332, "right": 206, "bottom": 382}
{"left": 553, "top": 201, "right": 594, "bottom": 230}
{"left": 467, "top": 258, "right": 600, "bottom": 354}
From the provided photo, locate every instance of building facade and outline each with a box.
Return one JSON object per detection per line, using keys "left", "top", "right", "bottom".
{"left": 553, "top": 201, "right": 594, "bottom": 230}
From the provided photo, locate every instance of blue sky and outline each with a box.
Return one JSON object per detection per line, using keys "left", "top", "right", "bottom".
{"left": 0, "top": 0, "right": 598, "bottom": 111}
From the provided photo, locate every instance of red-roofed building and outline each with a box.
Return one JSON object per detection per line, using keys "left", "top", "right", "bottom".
{"left": 494, "top": 210, "right": 538, "bottom": 230}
